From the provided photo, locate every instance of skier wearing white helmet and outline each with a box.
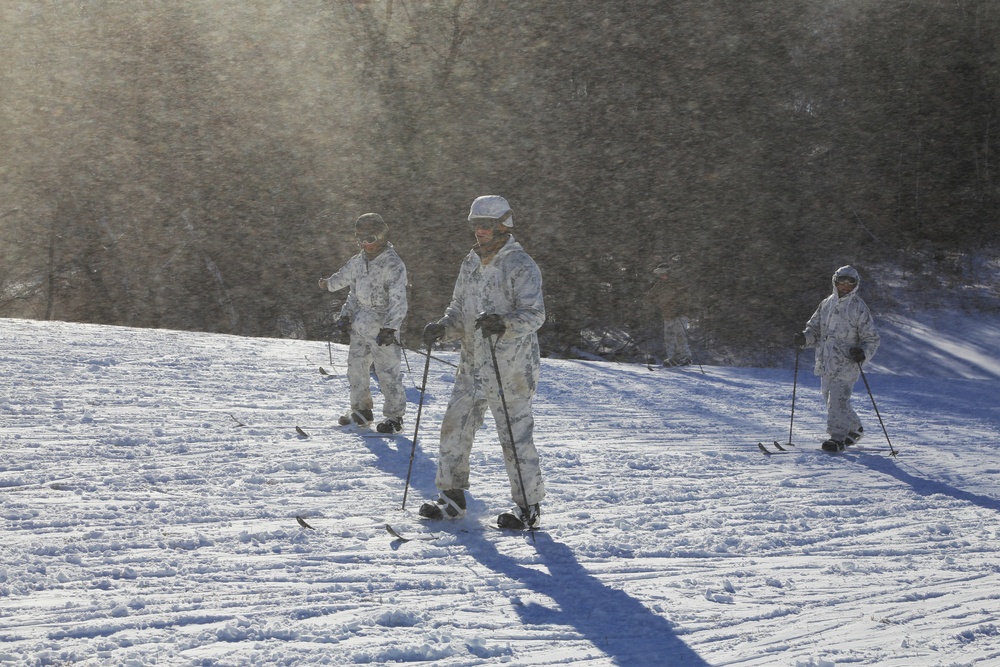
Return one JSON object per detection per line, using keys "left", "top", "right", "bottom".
{"left": 419, "top": 195, "right": 546, "bottom": 530}
{"left": 318, "top": 213, "right": 408, "bottom": 434}
{"left": 794, "top": 265, "right": 880, "bottom": 452}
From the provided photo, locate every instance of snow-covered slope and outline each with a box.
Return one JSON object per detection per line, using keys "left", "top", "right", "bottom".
{"left": 1, "top": 316, "right": 998, "bottom": 666}
{"left": 873, "top": 309, "right": 1000, "bottom": 379}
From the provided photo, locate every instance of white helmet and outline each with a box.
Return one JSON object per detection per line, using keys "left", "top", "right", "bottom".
{"left": 468, "top": 195, "right": 514, "bottom": 228}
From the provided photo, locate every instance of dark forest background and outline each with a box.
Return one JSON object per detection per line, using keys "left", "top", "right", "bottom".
{"left": 2, "top": 0, "right": 998, "bottom": 365}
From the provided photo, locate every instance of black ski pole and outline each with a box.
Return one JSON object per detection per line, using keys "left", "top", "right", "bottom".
{"left": 400, "top": 342, "right": 412, "bottom": 375}
{"left": 692, "top": 354, "right": 705, "bottom": 375}
{"left": 321, "top": 350, "right": 344, "bottom": 384}
{"left": 487, "top": 334, "right": 536, "bottom": 542}
{"left": 857, "top": 362, "right": 898, "bottom": 457}
{"left": 783, "top": 347, "right": 801, "bottom": 449}
{"left": 424, "top": 351, "right": 458, "bottom": 368}
{"left": 399, "top": 344, "right": 419, "bottom": 390}
{"left": 401, "top": 346, "right": 433, "bottom": 510}
{"left": 390, "top": 339, "right": 418, "bottom": 389}
{"left": 683, "top": 318, "right": 705, "bottom": 374}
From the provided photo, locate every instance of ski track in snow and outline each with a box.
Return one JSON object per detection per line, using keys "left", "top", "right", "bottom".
{"left": 1, "top": 317, "right": 999, "bottom": 666}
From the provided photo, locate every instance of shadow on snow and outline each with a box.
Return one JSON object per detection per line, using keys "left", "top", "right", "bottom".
{"left": 358, "top": 417, "right": 709, "bottom": 665}
{"left": 460, "top": 530, "right": 711, "bottom": 667}
{"left": 362, "top": 362, "right": 710, "bottom": 665}
{"left": 853, "top": 453, "right": 1000, "bottom": 513}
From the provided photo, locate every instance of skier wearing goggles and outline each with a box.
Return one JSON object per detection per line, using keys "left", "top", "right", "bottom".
{"left": 793, "top": 265, "right": 880, "bottom": 452}
{"left": 318, "top": 213, "right": 408, "bottom": 434}
{"left": 419, "top": 195, "right": 546, "bottom": 531}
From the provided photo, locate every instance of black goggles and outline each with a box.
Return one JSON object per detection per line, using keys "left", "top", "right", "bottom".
{"left": 835, "top": 275, "right": 857, "bottom": 285}
{"left": 356, "top": 233, "right": 381, "bottom": 245}
{"left": 468, "top": 210, "right": 513, "bottom": 230}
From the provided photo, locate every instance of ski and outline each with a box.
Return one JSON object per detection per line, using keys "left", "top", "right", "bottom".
{"left": 758, "top": 441, "right": 793, "bottom": 455}
{"left": 760, "top": 441, "right": 838, "bottom": 455}
{"left": 759, "top": 442, "right": 892, "bottom": 456}
{"left": 385, "top": 524, "right": 445, "bottom": 542}
{"left": 288, "top": 425, "right": 409, "bottom": 440}
{"left": 229, "top": 417, "right": 320, "bottom": 435}
{"left": 305, "top": 355, "right": 336, "bottom": 377}
{"left": 361, "top": 432, "right": 405, "bottom": 439}
{"left": 385, "top": 521, "right": 537, "bottom": 541}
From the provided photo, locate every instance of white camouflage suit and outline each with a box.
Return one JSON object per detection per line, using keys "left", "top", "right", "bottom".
{"left": 323, "top": 245, "right": 408, "bottom": 420}
{"left": 800, "top": 265, "right": 880, "bottom": 441}
{"left": 435, "top": 236, "right": 546, "bottom": 507}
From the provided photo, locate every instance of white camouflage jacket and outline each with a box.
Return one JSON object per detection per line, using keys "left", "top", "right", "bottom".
{"left": 802, "top": 266, "right": 880, "bottom": 378}
{"left": 323, "top": 244, "right": 408, "bottom": 337}
{"left": 438, "top": 237, "right": 545, "bottom": 395}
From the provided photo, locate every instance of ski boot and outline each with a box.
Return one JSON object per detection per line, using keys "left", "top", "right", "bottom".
{"left": 338, "top": 409, "right": 373, "bottom": 427}
{"left": 821, "top": 438, "right": 846, "bottom": 453}
{"left": 418, "top": 489, "right": 466, "bottom": 520}
{"left": 376, "top": 417, "right": 403, "bottom": 434}
{"left": 498, "top": 503, "right": 541, "bottom": 530}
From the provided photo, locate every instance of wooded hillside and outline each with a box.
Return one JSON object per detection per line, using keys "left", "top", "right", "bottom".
{"left": 2, "top": 1, "right": 997, "bottom": 364}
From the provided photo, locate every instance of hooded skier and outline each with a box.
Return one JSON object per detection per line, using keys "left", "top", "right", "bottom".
{"left": 419, "top": 195, "right": 546, "bottom": 530}
{"left": 318, "top": 213, "right": 408, "bottom": 434}
{"left": 645, "top": 256, "right": 693, "bottom": 366}
{"left": 794, "top": 265, "right": 880, "bottom": 452}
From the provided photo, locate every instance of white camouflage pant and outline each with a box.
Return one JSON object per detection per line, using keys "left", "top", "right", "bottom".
{"left": 346, "top": 332, "right": 405, "bottom": 419}
{"left": 436, "top": 366, "right": 545, "bottom": 507}
{"left": 820, "top": 372, "right": 862, "bottom": 441}
{"left": 663, "top": 317, "right": 692, "bottom": 360}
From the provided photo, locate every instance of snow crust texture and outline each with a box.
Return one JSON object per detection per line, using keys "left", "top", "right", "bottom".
{"left": 1, "top": 317, "right": 999, "bottom": 666}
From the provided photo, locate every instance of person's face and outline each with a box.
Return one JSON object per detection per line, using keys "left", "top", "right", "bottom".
{"left": 835, "top": 276, "right": 857, "bottom": 297}
{"left": 469, "top": 218, "right": 500, "bottom": 244}
{"left": 356, "top": 229, "right": 384, "bottom": 253}
{"left": 475, "top": 227, "right": 495, "bottom": 244}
